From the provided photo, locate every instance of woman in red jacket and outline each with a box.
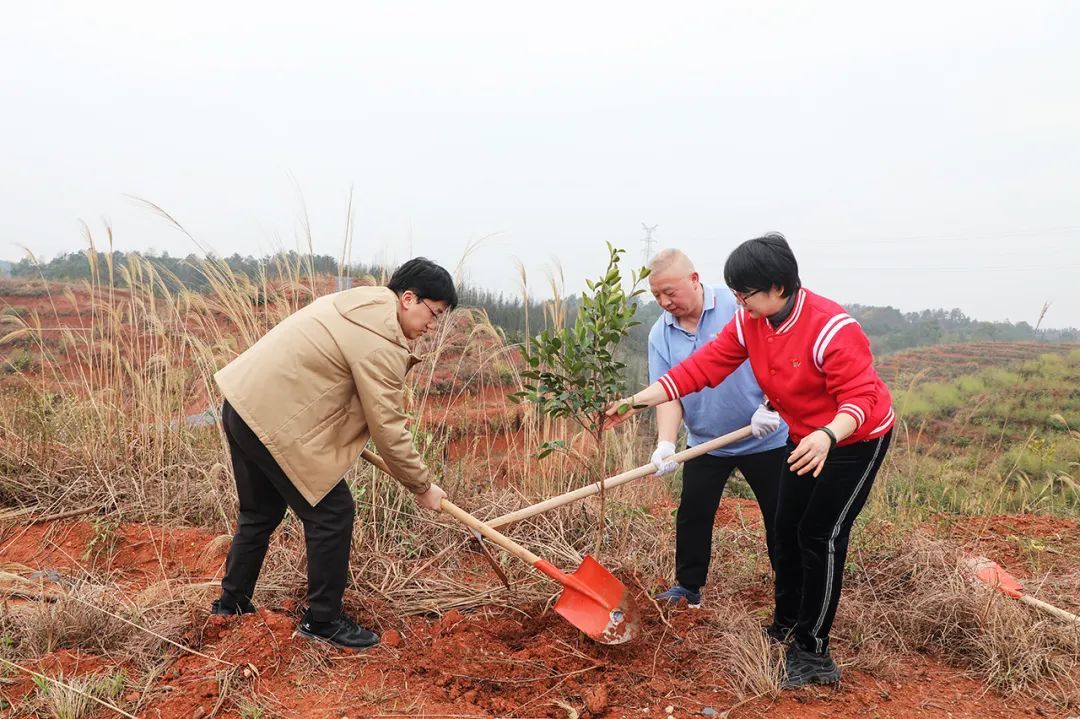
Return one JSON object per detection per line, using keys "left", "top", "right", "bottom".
{"left": 609, "top": 233, "right": 893, "bottom": 689}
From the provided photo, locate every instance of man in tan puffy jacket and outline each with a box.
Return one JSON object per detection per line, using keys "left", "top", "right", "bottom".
{"left": 210, "top": 258, "right": 455, "bottom": 649}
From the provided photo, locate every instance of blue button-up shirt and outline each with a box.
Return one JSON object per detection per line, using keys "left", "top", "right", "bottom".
{"left": 647, "top": 284, "right": 788, "bottom": 456}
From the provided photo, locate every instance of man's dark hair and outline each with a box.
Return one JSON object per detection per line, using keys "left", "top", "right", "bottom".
{"left": 724, "top": 232, "right": 801, "bottom": 298}
{"left": 387, "top": 257, "right": 458, "bottom": 308}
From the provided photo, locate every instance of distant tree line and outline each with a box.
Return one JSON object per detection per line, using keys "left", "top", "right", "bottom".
{"left": 847, "top": 304, "right": 1078, "bottom": 350}
{"left": 9, "top": 250, "right": 365, "bottom": 292}
{"left": 11, "top": 251, "right": 1077, "bottom": 362}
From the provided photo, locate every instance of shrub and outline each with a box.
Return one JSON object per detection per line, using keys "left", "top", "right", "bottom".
{"left": 922, "top": 382, "right": 963, "bottom": 410}
{"left": 33, "top": 671, "right": 126, "bottom": 719}
{"left": 894, "top": 390, "right": 934, "bottom": 420}
{"left": 3, "top": 349, "right": 34, "bottom": 373}
{"left": 983, "top": 368, "right": 1021, "bottom": 388}
{"left": 956, "top": 375, "right": 986, "bottom": 395}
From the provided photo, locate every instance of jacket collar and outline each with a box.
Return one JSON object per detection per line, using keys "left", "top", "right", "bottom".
{"left": 332, "top": 286, "right": 413, "bottom": 352}
{"left": 773, "top": 288, "right": 807, "bottom": 335}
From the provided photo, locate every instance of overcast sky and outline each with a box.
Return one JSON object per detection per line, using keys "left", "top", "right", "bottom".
{"left": 2, "top": 1, "right": 1077, "bottom": 327}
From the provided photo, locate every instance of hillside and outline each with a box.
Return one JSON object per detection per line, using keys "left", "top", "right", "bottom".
{"left": 875, "top": 340, "right": 1080, "bottom": 386}
{"left": 879, "top": 343, "right": 1080, "bottom": 515}
{"left": 1, "top": 271, "right": 1078, "bottom": 717}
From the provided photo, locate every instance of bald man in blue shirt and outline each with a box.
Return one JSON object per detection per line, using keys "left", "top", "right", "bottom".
{"left": 647, "top": 249, "right": 788, "bottom": 609}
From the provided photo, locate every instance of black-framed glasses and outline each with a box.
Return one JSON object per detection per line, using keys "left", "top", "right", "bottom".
{"left": 731, "top": 288, "right": 761, "bottom": 302}
{"left": 419, "top": 297, "right": 445, "bottom": 321}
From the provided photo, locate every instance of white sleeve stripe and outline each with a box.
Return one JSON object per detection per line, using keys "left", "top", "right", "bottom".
{"left": 659, "top": 374, "right": 680, "bottom": 400}
{"left": 870, "top": 407, "right": 895, "bottom": 435}
{"left": 838, "top": 402, "right": 864, "bottom": 417}
{"left": 838, "top": 403, "right": 865, "bottom": 426}
{"left": 811, "top": 313, "right": 850, "bottom": 364}
{"left": 734, "top": 310, "right": 746, "bottom": 347}
{"left": 814, "top": 316, "right": 858, "bottom": 370}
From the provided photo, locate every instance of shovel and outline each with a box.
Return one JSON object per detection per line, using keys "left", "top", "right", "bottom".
{"left": 440, "top": 500, "right": 639, "bottom": 644}
{"left": 964, "top": 555, "right": 1080, "bottom": 625}
{"left": 360, "top": 449, "right": 510, "bottom": 590}
{"left": 359, "top": 449, "right": 638, "bottom": 644}
{"left": 487, "top": 425, "right": 752, "bottom": 530}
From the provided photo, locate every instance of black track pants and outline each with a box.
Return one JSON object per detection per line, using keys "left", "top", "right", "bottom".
{"left": 675, "top": 447, "right": 786, "bottom": 592}
{"left": 773, "top": 431, "right": 892, "bottom": 653}
{"left": 219, "top": 401, "right": 355, "bottom": 622}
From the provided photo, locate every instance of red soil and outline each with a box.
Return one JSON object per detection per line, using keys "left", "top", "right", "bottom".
{"left": 1, "top": 508, "right": 1069, "bottom": 718}
{"left": 0, "top": 521, "right": 226, "bottom": 586}
{"left": 939, "top": 512, "right": 1080, "bottom": 609}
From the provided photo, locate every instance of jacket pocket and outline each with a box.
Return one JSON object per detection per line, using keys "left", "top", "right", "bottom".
{"left": 298, "top": 406, "right": 349, "bottom": 446}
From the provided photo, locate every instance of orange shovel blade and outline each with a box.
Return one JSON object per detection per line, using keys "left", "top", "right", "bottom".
{"left": 965, "top": 555, "right": 1024, "bottom": 599}
{"left": 539, "top": 555, "right": 639, "bottom": 644}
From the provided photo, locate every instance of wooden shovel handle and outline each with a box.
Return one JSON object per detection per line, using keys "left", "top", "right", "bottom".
{"left": 358, "top": 448, "right": 541, "bottom": 567}
{"left": 359, "top": 449, "right": 394, "bottom": 480}
{"left": 487, "top": 425, "right": 753, "bottom": 529}
{"left": 438, "top": 500, "right": 542, "bottom": 567}
{"left": 1020, "top": 595, "right": 1080, "bottom": 624}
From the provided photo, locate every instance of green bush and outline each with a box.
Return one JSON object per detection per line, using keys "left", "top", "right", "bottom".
{"left": 922, "top": 382, "right": 963, "bottom": 410}
{"left": 997, "top": 437, "right": 1071, "bottom": 479}
{"left": 1035, "top": 352, "right": 1068, "bottom": 377}
{"left": 982, "top": 368, "right": 1021, "bottom": 388}
{"left": 956, "top": 375, "right": 986, "bottom": 395}
{"left": 3, "top": 349, "right": 34, "bottom": 373}
{"left": 894, "top": 390, "right": 934, "bottom": 420}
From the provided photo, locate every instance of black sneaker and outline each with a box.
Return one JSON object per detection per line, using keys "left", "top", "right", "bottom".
{"left": 296, "top": 611, "right": 380, "bottom": 649}
{"left": 211, "top": 598, "right": 256, "bottom": 616}
{"left": 782, "top": 643, "right": 840, "bottom": 689}
{"left": 763, "top": 622, "right": 794, "bottom": 645}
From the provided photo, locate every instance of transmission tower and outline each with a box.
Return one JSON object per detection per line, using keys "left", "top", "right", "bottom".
{"left": 641, "top": 223, "right": 659, "bottom": 265}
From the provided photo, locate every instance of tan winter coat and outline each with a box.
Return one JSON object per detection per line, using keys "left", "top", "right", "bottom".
{"left": 214, "top": 286, "right": 432, "bottom": 506}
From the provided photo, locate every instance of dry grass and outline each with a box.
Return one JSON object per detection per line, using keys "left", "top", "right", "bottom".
{"left": 13, "top": 585, "right": 134, "bottom": 657}
{"left": 31, "top": 670, "right": 127, "bottom": 719}
{"left": 839, "top": 528, "right": 1080, "bottom": 703}
{"left": 710, "top": 614, "right": 784, "bottom": 700}
{"left": 1, "top": 234, "right": 1079, "bottom": 710}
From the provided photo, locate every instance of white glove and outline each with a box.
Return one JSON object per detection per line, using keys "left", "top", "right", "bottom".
{"left": 751, "top": 404, "right": 781, "bottom": 438}
{"left": 651, "top": 441, "right": 679, "bottom": 476}
{"left": 415, "top": 483, "right": 447, "bottom": 512}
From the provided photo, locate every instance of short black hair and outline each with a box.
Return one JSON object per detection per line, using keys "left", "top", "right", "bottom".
{"left": 724, "top": 232, "right": 801, "bottom": 298}
{"left": 387, "top": 257, "right": 458, "bottom": 309}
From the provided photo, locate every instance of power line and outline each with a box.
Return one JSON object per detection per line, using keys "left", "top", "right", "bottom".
{"left": 818, "top": 264, "right": 1079, "bottom": 272}
{"left": 815, "top": 225, "right": 1079, "bottom": 246}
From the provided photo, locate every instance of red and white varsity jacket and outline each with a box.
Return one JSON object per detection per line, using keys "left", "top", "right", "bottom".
{"left": 659, "top": 288, "right": 894, "bottom": 446}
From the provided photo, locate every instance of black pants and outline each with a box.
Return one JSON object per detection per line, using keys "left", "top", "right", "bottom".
{"left": 773, "top": 430, "right": 892, "bottom": 654}
{"left": 219, "top": 401, "right": 355, "bottom": 622}
{"left": 675, "top": 447, "right": 786, "bottom": 593}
